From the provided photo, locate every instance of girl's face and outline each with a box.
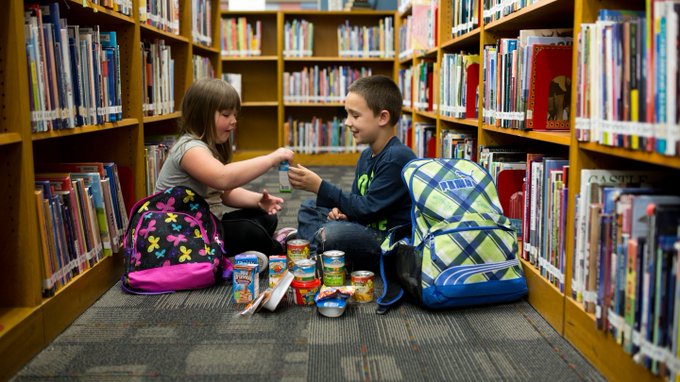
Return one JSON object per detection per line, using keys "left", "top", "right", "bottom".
{"left": 214, "top": 109, "right": 237, "bottom": 144}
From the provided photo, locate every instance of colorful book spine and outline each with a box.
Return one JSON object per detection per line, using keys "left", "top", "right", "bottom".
{"left": 192, "top": 0, "right": 212, "bottom": 46}
{"left": 440, "top": 129, "right": 477, "bottom": 160}
{"left": 141, "top": 39, "right": 175, "bottom": 116}
{"left": 143, "top": 0, "right": 180, "bottom": 35}
{"left": 192, "top": 54, "right": 215, "bottom": 80}
{"left": 398, "top": 15, "right": 413, "bottom": 60}
{"left": 284, "top": 19, "right": 314, "bottom": 57}
{"left": 221, "top": 17, "right": 262, "bottom": 57}
{"left": 439, "top": 52, "right": 480, "bottom": 119}
{"left": 451, "top": 0, "right": 480, "bottom": 38}
{"left": 482, "top": 0, "right": 539, "bottom": 24}
{"left": 399, "top": 67, "right": 413, "bottom": 108}
{"left": 413, "top": 61, "right": 434, "bottom": 111}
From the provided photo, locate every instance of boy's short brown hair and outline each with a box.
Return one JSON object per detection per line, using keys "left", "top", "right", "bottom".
{"left": 348, "top": 75, "right": 402, "bottom": 127}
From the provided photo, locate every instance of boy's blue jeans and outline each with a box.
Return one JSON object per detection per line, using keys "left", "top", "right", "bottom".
{"left": 297, "top": 199, "right": 387, "bottom": 272}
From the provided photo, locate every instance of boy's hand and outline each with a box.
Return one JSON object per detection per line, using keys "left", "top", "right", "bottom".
{"left": 327, "top": 207, "right": 347, "bottom": 221}
{"left": 288, "top": 164, "right": 322, "bottom": 193}
{"left": 258, "top": 189, "right": 284, "bottom": 215}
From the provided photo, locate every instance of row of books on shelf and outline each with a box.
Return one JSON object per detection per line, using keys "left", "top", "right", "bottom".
{"left": 337, "top": 18, "right": 395, "bottom": 58}
{"left": 141, "top": 39, "right": 175, "bottom": 117}
{"left": 283, "top": 66, "right": 372, "bottom": 103}
{"left": 145, "top": 135, "right": 177, "bottom": 195}
{"left": 482, "top": 0, "right": 541, "bottom": 24}
{"left": 413, "top": 61, "right": 434, "bottom": 111}
{"left": 452, "top": 0, "right": 480, "bottom": 37}
{"left": 193, "top": 55, "right": 215, "bottom": 80}
{"left": 481, "top": 28, "right": 573, "bottom": 131}
{"left": 221, "top": 17, "right": 262, "bottom": 57}
{"left": 398, "top": 67, "right": 412, "bottom": 107}
{"left": 439, "top": 52, "right": 479, "bottom": 119}
{"left": 91, "top": 0, "right": 133, "bottom": 16}
{"left": 34, "top": 162, "right": 129, "bottom": 296}
{"left": 25, "top": 3, "right": 123, "bottom": 133}
{"left": 480, "top": 147, "right": 569, "bottom": 292}
{"left": 572, "top": 169, "right": 680, "bottom": 378}
{"left": 284, "top": 19, "right": 314, "bottom": 57}
{"left": 284, "top": 116, "right": 364, "bottom": 154}
{"left": 140, "top": 0, "right": 180, "bottom": 35}
{"left": 575, "top": 6, "right": 680, "bottom": 157}
{"left": 192, "top": 0, "right": 213, "bottom": 47}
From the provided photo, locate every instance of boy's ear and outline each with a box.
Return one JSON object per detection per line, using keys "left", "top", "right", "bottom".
{"left": 378, "top": 109, "right": 391, "bottom": 127}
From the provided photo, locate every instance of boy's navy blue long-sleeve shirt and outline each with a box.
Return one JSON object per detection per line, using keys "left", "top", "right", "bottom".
{"left": 316, "top": 136, "right": 416, "bottom": 231}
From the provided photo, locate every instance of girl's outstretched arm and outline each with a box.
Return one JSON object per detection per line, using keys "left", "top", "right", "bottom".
{"left": 221, "top": 188, "right": 284, "bottom": 215}
{"left": 181, "top": 147, "right": 293, "bottom": 191}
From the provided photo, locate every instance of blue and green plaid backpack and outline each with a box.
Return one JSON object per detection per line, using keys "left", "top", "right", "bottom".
{"left": 377, "top": 158, "right": 528, "bottom": 312}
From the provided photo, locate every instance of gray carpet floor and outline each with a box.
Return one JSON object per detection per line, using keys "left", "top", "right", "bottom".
{"left": 13, "top": 167, "right": 604, "bottom": 381}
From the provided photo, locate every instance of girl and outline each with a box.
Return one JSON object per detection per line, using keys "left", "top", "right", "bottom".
{"left": 154, "top": 78, "right": 294, "bottom": 265}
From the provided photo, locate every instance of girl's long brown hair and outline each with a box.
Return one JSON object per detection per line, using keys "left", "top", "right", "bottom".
{"left": 178, "top": 78, "right": 240, "bottom": 163}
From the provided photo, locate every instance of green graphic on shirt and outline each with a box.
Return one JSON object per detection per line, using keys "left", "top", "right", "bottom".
{"left": 356, "top": 170, "right": 387, "bottom": 231}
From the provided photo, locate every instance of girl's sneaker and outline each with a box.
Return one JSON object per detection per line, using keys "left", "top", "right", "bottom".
{"left": 273, "top": 227, "right": 298, "bottom": 246}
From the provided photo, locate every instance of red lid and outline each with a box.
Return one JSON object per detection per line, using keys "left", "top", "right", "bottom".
{"left": 291, "top": 278, "right": 321, "bottom": 288}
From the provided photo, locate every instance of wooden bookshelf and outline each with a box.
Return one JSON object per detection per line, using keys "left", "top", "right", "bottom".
{"left": 440, "top": 116, "right": 478, "bottom": 128}
{"left": 284, "top": 102, "right": 346, "bottom": 107}
{"left": 579, "top": 142, "right": 680, "bottom": 170}
{"left": 285, "top": 57, "right": 395, "bottom": 62}
{"left": 0, "top": 133, "right": 23, "bottom": 146}
{"left": 399, "top": 53, "right": 415, "bottom": 65}
{"left": 143, "top": 112, "right": 182, "bottom": 124}
{"left": 0, "top": 0, "right": 222, "bottom": 378}
{"left": 520, "top": 258, "right": 565, "bottom": 332}
{"left": 140, "top": 23, "right": 191, "bottom": 44}
{"left": 31, "top": 119, "right": 140, "bottom": 141}
{"left": 223, "top": 55, "right": 278, "bottom": 61}
{"left": 483, "top": 0, "right": 574, "bottom": 32}
{"left": 440, "top": 27, "right": 481, "bottom": 50}
{"left": 564, "top": 297, "right": 663, "bottom": 382}
{"left": 242, "top": 101, "right": 279, "bottom": 107}
{"left": 482, "top": 124, "right": 571, "bottom": 146}
{"left": 415, "top": 110, "right": 437, "bottom": 120}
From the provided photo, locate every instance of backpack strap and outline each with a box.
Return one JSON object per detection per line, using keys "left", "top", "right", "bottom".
{"left": 375, "top": 224, "right": 411, "bottom": 314}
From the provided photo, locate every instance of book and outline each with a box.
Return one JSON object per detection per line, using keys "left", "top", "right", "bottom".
{"left": 525, "top": 45, "right": 573, "bottom": 130}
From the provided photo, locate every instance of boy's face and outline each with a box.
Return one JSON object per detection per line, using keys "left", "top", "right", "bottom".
{"left": 344, "top": 91, "right": 388, "bottom": 145}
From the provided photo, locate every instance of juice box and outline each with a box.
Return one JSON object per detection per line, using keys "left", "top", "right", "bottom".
{"left": 269, "top": 255, "right": 287, "bottom": 287}
{"left": 279, "top": 161, "right": 292, "bottom": 193}
{"left": 235, "top": 252, "right": 259, "bottom": 274}
{"left": 233, "top": 263, "right": 258, "bottom": 303}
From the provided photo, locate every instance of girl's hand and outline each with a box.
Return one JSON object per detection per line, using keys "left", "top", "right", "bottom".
{"left": 327, "top": 207, "right": 347, "bottom": 221}
{"left": 258, "top": 189, "right": 284, "bottom": 215}
{"left": 270, "top": 148, "right": 294, "bottom": 165}
{"left": 288, "top": 164, "right": 322, "bottom": 193}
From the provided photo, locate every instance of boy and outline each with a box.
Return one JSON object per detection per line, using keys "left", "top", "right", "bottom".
{"left": 288, "top": 75, "right": 415, "bottom": 272}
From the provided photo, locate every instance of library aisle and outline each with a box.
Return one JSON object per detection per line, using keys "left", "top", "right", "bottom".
{"left": 11, "top": 167, "right": 604, "bottom": 381}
